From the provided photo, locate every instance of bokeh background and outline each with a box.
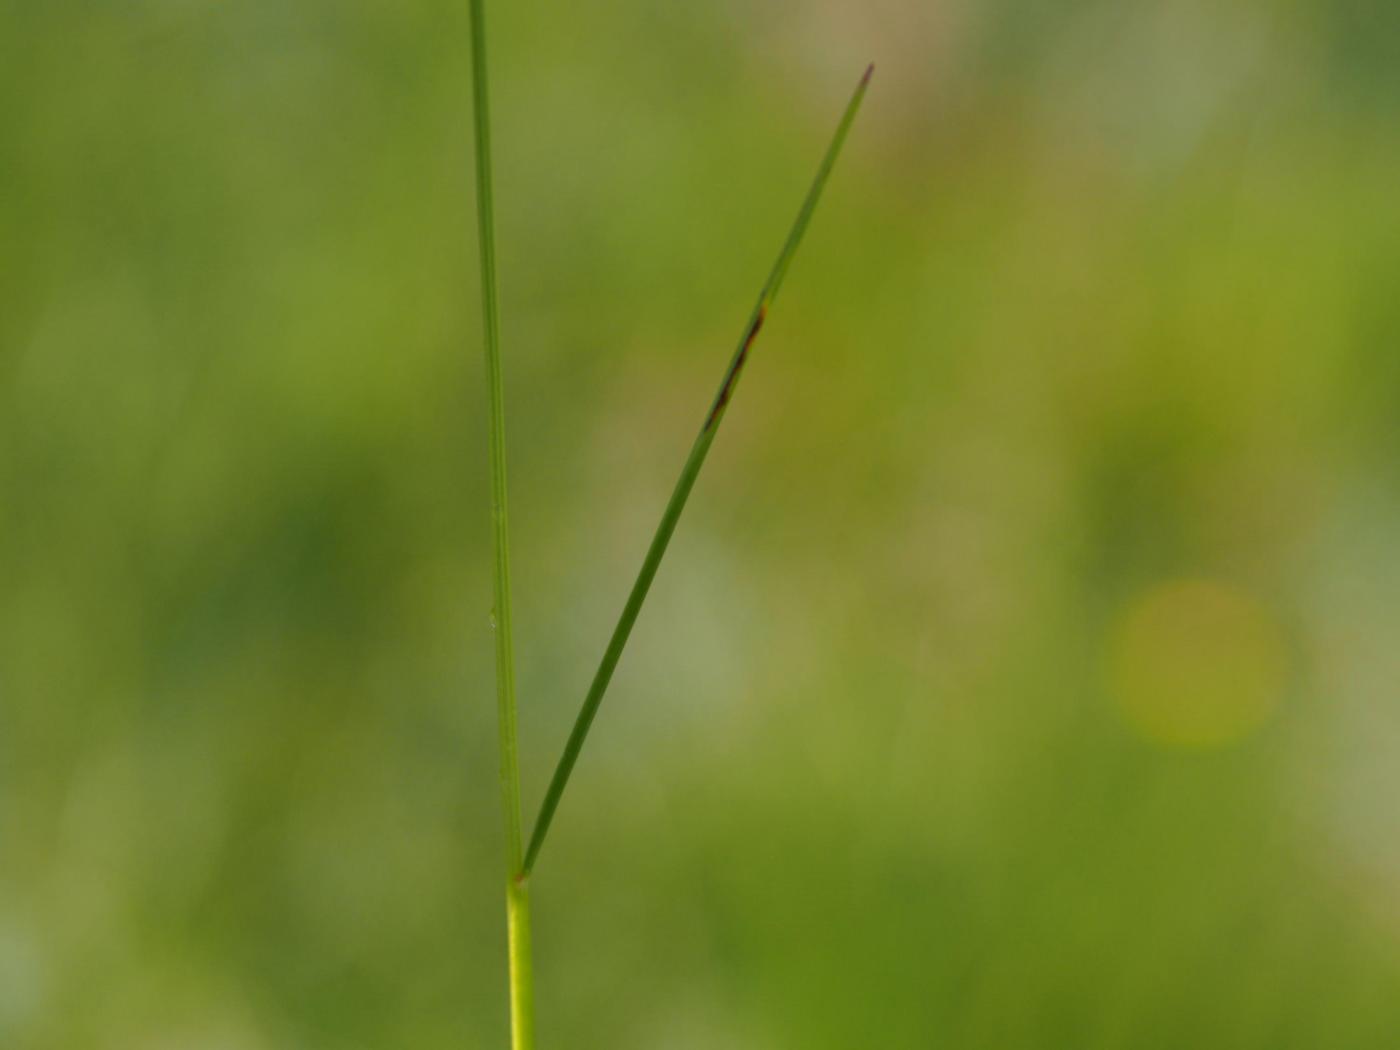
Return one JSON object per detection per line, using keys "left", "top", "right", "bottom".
{"left": 4, "top": 1, "right": 1400, "bottom": 1047}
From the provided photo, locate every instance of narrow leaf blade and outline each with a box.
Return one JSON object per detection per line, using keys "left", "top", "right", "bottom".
{"left": 522, "top": 64, "right": 874, "bottom": 876}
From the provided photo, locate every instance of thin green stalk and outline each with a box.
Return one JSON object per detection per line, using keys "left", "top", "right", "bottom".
{"left": 466, "top": 0, "right": 534, "bottom": 1047}
{"left": 522, "top": 64, "right": 874, "bottom": 877}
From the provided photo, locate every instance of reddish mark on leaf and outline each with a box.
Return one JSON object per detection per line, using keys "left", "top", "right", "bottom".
{"left": 705, "top": 306, "right": 767, "bottom": 430}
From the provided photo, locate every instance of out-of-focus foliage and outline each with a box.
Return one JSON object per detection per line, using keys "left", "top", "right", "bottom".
{"left": 3, "top": 1, "right": 1399, "bottom": 1047}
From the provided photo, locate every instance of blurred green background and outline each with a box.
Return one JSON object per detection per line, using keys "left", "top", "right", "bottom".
{"left": 4, "top": 1, "right": 1400, "bottom": 1047}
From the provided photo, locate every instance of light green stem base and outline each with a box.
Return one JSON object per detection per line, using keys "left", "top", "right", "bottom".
{"left": 506, "top": 877, "right": 535, "bottom": 1050}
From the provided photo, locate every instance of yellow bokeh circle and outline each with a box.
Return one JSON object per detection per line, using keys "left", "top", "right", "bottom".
{"left": 1108, "top": 579, "right": 1288, "bottom": 749}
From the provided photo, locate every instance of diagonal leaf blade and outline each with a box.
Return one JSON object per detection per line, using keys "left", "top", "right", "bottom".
{"left": 522, "top": 64, "right": 874, "bottom": 876}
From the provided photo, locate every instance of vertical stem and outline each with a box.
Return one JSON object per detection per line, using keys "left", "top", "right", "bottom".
{"left": 467, "top": 0, "right": 535, "bottom": 1046}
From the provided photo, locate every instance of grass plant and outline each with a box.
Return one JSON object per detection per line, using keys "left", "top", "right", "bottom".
{"left": 465, "top": 5, "right": 870, "bottom": 1042}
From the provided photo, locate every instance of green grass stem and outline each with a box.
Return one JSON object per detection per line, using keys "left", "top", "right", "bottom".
{"left": 466, "top": 0, "right": 534, "bottom": 1046}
